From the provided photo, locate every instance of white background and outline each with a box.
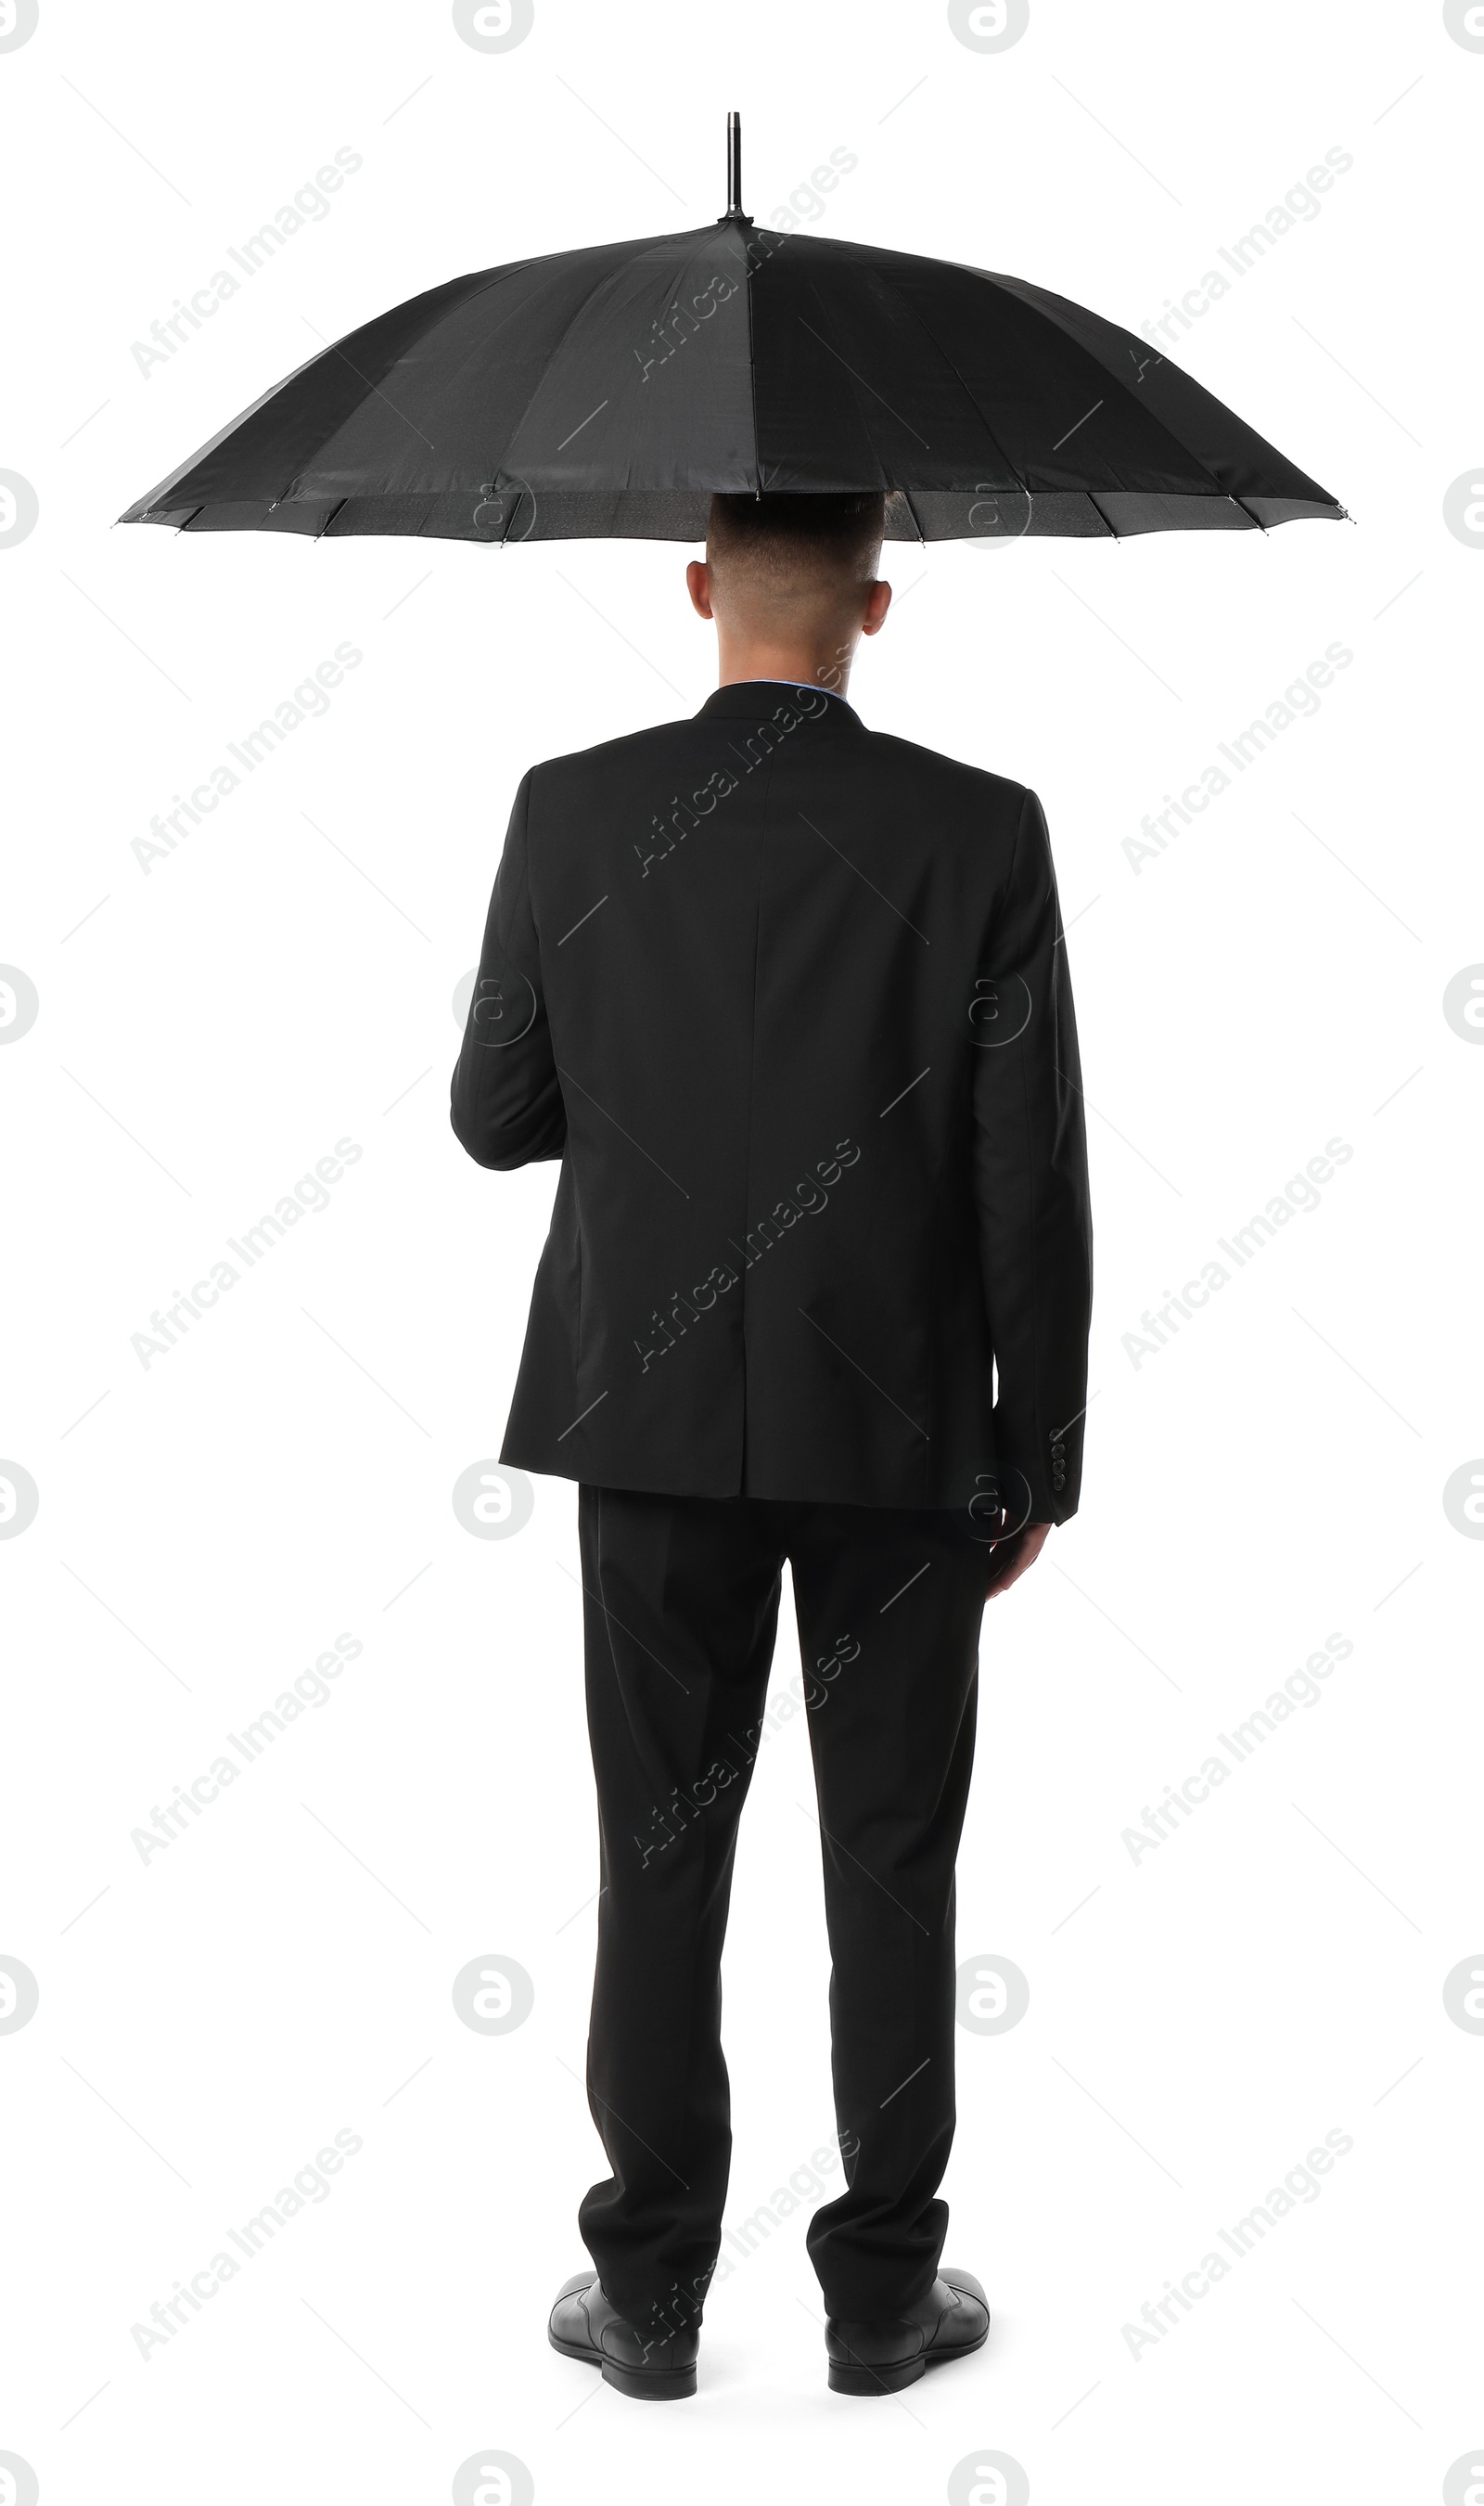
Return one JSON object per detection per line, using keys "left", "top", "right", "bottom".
{"left": 3, "top": 3, "right": 1482, "bottom": 2501}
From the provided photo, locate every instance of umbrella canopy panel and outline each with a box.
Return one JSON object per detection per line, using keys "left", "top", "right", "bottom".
{"left": 120, "top": 216, "right": 1343, "bottom": 544}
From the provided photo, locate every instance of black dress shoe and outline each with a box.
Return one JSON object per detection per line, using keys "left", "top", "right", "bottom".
{"left": 547, "top": 2271, "right": 698, "bottom": 2400}
{"left": 825, "top": 2267, "right": 990, "bottom": 2396}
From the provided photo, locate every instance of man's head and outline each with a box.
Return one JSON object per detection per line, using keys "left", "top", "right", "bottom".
{"left": 686, "top": 490, "right": 891, "bottom": 694}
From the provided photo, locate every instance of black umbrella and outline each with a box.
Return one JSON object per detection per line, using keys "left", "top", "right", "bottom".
{"left": 120, "top": 114, "right": 1343, "bottom": 547}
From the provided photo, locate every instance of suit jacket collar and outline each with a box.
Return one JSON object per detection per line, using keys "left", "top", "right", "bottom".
{"left": 696, "top": 679, "right": 864, "bottom": 730}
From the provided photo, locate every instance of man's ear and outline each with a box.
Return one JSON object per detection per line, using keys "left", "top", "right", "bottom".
{"left": 861, "top": 578, "right": 892, "bottom": 638}
{"left": 686, "top": 559, "right": 715, "bottom": 621}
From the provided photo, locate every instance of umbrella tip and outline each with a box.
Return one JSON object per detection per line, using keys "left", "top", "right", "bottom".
{"left": 725, "top": 109, "right": 743, "bottom": 219}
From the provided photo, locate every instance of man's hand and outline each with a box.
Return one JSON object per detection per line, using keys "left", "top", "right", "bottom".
{"left": 984, "top": 1519, "right": 1052, "bottom": 1600}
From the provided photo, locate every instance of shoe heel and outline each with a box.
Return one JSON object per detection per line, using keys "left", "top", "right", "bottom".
{"left": 601, "top": 2358, "right": 697, "bottom": 2401}
{"left": 828, "top": 2354, "right": 927, "bottom": 2397}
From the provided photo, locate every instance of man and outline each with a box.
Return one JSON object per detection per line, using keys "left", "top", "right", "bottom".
{"left": 451, "top": 491, "right": 1092, "bottom": 2399}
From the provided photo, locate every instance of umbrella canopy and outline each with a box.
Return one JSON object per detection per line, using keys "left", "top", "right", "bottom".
{"left": 120, "top": 116, "right": 1343, "bottom": 547}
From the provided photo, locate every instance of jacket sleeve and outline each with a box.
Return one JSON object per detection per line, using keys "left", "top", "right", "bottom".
{"left": 970, "top": 786, "right": 1093, "bottom": 1524}
{"left": 450, "top": 768, "right": 567, "bottom": 1170}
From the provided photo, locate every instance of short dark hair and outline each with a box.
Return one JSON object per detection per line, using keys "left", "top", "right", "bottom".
{"left": 706, "top": 490, "right": 886, "bottom": 590}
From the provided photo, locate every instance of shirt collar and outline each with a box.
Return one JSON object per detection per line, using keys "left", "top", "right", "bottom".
{"left": 695, "top": 678, "right": 863, "bottom": 727}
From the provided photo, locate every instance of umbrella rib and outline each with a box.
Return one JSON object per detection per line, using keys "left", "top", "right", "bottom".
{"left": 828, "top": 241, "right": 1023, "bottom": 493}
{"left": 899, "top": 485, "right": 928, "bottom": 546}
{"left": 303, "top": 323, "right": 439, "bottom": 454}
{"left": 181, "top": 258, "right": 555, "bottom": 519}
{"left": 485, "top": 250, "right": 643, "bottom": 504}
{"left": 796, "top": 313, "right": 931, "bottom": 450}
{"left": 946, "top": 261, "right": 1246, "bottom": 501}
{"left": 868, "top": 260, "right": 1027, "bottom": 491}
{"left": 399, "top": 255, "right": 607, "bottom": 449}
{"left": 743, "top": 230, "right": 763, "bottom": 495}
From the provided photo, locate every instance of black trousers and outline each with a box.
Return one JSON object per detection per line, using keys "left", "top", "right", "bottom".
{"left": 575, "top": 1483, "right": 989, "bottom": 2333}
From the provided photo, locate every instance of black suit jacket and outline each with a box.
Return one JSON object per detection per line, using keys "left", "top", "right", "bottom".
{"left": 451, "top": 681, "right": 1092, "bottom": 1523}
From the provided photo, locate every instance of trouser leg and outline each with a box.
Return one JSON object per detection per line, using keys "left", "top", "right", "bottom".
{"left": 576, "top": 1483, "right": 786, "bottom": 2340}
{"left": 790, "top": 1503, "right": 987, "bottom": 2319}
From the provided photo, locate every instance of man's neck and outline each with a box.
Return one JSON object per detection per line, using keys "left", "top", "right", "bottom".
{"left": 715, "top": 635, "right": 853, "bottom": 700}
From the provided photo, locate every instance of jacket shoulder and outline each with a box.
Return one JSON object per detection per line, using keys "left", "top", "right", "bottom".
{"left": 862, "top": 727, "right": 1030, "bottom": 815}
{"left": 521, "top": 717, "right": 703, "bottom": 790}
{"left": 517, "top": 718, "right": 1038, "bottom": 829}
